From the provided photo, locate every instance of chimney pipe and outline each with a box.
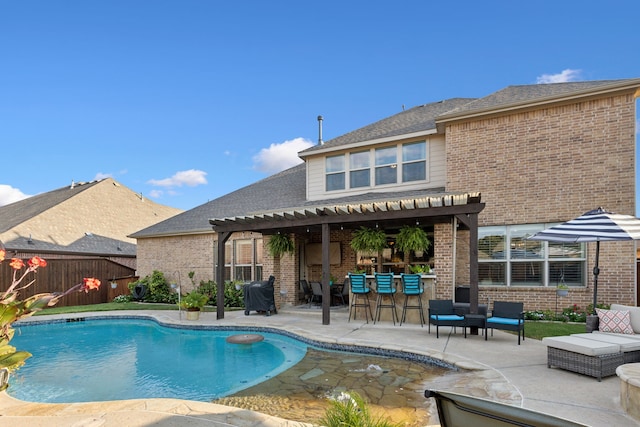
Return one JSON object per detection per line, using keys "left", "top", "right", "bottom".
{"left": 317, "top": 115, "right": 324, "bottom": 145}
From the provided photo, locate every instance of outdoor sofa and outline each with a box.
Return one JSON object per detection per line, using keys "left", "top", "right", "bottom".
{"left": 543, "top": 303, "right": 640, "bottom": 380}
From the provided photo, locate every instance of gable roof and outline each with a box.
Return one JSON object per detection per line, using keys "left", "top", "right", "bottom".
{"left": 0, "top": 178, "right": 182, "bottom": 256}
{"left": 436, "top": 78, "right": 640, "bottom": 122}
{"left": 0, "top": 180, "right": 100, "bottom": 233}
{"left": 299, "top": 98, "right": 476, "bottom": 156}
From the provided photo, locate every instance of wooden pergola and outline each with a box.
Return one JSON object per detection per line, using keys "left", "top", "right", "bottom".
{"left": 210, "top": 192, "right": 485, "bottom": 325}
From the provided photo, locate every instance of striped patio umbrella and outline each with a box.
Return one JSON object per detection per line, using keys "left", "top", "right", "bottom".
{"left": 528, "top": 207, "right": 640, "bottom": 312}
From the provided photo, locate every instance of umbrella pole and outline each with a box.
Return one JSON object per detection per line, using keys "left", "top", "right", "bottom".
{"left": 592, "top": 240, "right": 601, "bottom": 314}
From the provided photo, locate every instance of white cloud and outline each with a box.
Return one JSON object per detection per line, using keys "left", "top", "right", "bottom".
{"left": 147, "top": 169, "right": 208, "bottom": 188}
{"left": 536, "top": 69, "right": 582, "bottom": 84}
{"left": 252, "top": 137, "right": 314, "bottom": 173}
{"left": 148, "top": 189, "right": 163, "bottom": 198}
{"left": 94, "top": 172, "right": 113, "bottom": 180}
{"left": 0, "top": 185, "right": 30, "bottom": 207}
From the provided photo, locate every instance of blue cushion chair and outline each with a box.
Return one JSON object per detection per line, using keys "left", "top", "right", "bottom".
{"left": 400, "top": 273, "right": 425, "bottom": 326}
{"left": 348, "top": 273, "right": 373, "bottom": 323}
{"left": 428, "top": 300, "right": 465, "bottom": 338}
{"left": 485, "top": 301, "right": 525, "bottom": 345}
{"left": 374, "top": 273, "right": 398, "bottom": 325}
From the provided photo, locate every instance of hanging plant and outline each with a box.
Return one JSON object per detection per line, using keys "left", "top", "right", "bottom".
{"left": 350, "top": 226, "right": 387, "bottom": 253}
{"left": 395, "top": 225, "right": 431, "bottom": 254}
{"left": 267, "top": 233, "right": 295, "bottom": 257}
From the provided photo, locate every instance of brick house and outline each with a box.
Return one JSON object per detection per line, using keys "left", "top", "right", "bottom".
{"left": 131, "top": 78, "right": 640, "bottom": 321}
{"left": 0, "top": 178, "right": 182, "bottom": 305}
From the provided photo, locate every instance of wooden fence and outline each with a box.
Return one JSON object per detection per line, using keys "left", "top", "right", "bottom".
{"left": 0, "top": 258, "right": 136, "bottom": 307}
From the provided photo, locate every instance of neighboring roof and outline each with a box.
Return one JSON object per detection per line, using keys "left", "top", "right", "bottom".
{"left": 0, "top": 180, "right": 99, "bottom": 233}
{"left": 0, "top": 178, "right": 182, "bottom": 256}
{"left": 8, "top": 233, "right": 137, "bottom": 256}
{"left": 299, "top": 98, "right": 476, "bottom": 156}
{"left": 436, "top": 78, "right": 640, "bottom": 121}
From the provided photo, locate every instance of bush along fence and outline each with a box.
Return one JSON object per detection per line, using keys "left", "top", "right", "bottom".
{"left": 118, "top": 270, "right": 245, "bottom": 308}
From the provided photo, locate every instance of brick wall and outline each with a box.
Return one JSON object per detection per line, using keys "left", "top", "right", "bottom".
{"left": 445, "top": 91, "right": 638, "bottom": 311}
{"left": 136, "top": 233, "right": 215, "bottom": 292}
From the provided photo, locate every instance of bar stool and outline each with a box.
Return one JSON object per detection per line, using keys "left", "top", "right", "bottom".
{"left": 374, "top": 273, "right": 398, "bottom": 325}
{"left": 400, "top": 273, "right": 425, "bottom": 326}
{"left": 348, "top": 273, "right": 373, "bottom": 323}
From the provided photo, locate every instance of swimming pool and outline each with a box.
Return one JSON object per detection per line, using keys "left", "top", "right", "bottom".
{"left": 9, "top": 318, "right": 308, "bottom": 403}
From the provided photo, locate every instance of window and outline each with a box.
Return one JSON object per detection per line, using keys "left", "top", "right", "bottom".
{"left": 323, "top": 141, "right": 429, "bottom": 192}
{"left": 349, "top": 151, "right": 370, "bottom": 188}
{"left": 478, "top": 224, "right": 585, "bottom": 287}
{"left": 255, "top": 238, "right": 263, "bottom": 281}
{"left": 234, "top": 239, "right": 253, "bottom": 281}
{"left": 326, "top": 155, "right": 345, "bottom": 191}
{"left": 221, "top": 238, "right": 263, "bottom": 282}
{"left": 375, "top": 147, "right": 397, "bottom": 185}
{"left": 402, "top": 142, "right": 426, "bottom": 182}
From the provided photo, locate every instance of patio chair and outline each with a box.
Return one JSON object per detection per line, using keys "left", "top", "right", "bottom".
{"left": 331, "top": 279, "right": 349, "bottom": 306}
{"left": 485, "top": 301, "right": 525, "bottom": 345}
{"left": 400, "top": 273, "right": 424, "bottom": 326}
{"left": 309, "top": 281, "right": 323, "bottom": 306}
{"left": 374, "top": 273, "right": 398, "bottom": 325}
{"left": 348, "top": 273, "right": 373, "bottom": 323}
{"left": 428, "top": 299, "right": 465, "bottom": 338}
{"left": 298, "top": 279, "right": 313, "bottom": 305}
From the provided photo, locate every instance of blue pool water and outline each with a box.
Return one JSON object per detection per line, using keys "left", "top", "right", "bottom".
{"left": 9, "top": 318, "right": 308, "bottom": 403}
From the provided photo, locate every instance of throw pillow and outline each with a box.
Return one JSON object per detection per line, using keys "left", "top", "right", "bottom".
{"left": 596, "top": 308, "right": 634, "bottom": 334}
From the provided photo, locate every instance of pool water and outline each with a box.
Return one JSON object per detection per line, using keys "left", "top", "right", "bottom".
{"left": 9, "top": 318, "right": 307, "bottom": 403}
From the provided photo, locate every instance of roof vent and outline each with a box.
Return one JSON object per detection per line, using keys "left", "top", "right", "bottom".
{"left": 317, "top": 115, "right": 324, "bottom": 145}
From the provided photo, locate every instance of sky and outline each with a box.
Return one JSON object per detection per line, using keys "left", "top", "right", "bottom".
{"left": 1, "top": 1, "right": 639, "bottom": 213}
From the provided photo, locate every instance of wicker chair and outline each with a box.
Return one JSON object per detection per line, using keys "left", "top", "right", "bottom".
{"left": 428, "top": 300, "right": 465, "bottom": 338}
{"left": 485, "top": 301, "right": 525, "bottom": 345}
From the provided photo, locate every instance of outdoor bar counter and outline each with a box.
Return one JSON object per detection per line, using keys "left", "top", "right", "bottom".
{"left": 350, "top": 274, "right": 436, "bottom": 324}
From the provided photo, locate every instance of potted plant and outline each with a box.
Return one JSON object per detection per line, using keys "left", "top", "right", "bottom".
{"left": 178, "top": 291, "right": 208, "bottom": 320}
{"left": 350, "top": 226, "right": 387, "bottom": 254}
{"left": 409, "top": 264, "right": 431, "bottom": 274}
{"left": 267, "top": 233, "right": 295, "bottom": 257}
{"left": 556, "top": 283, "right": 569, "bottom": 297}
{"left": 395, "top": 225, "right": 431, "bottom": 254}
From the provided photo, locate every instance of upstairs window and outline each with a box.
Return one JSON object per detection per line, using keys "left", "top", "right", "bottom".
{"left": 349, "top": 151, "right": 370, "bottom": 188}
{"left": 375, "top": 147, "right": 397, "bottom": 185}
{"left": 402, "top": 142, "right": 426, "bottom": 182}
{"left": 326, "top": 155, "right": 345, "bottom": 191}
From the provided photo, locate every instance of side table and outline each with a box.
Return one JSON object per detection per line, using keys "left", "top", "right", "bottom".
{"left": 464, "top": 314, "right": 486, "bottom": 337}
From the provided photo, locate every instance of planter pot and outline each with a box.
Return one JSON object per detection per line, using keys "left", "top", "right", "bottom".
{"left": 556, "top": 289, "right": 569, "bottom": 297}
{"left": 586, "top": 314, "right": 599, "bottom": 333}
{"left": 186, "top": 309, "right": 201, "bottom": 321}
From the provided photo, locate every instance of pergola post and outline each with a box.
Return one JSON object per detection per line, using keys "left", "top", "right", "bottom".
{"left": 216, "top": 231, "right": 232, "bottom": 320}
{"left": 321, "top": 222, "right": 331, "bottom": 325}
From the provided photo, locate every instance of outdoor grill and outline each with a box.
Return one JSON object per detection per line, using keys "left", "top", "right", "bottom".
{"left": 243, "top": 275, "right": 277, "bottom": 316}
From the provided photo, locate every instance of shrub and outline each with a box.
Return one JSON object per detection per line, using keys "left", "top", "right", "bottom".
{"left": 197, "top": 280, "right": 244, "bottom": 308}
{"left": 113, "top": 295, "right": 132, "bottom": 303}
{"left": 128, "top": 271, "right": 177, "bottom": 304}
{"left": 318, "top": 391, "right": 402, "bottom": 427}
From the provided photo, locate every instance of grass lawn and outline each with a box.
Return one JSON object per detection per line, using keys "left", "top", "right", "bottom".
{"left": 35, "top": 304, "right": 586, "bottom": 340}
{"left": 523, "top": 321, "right": 586, "bottom": 340}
